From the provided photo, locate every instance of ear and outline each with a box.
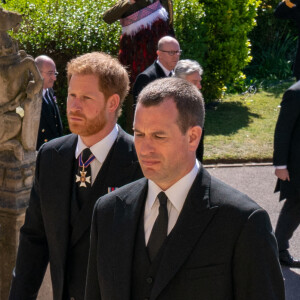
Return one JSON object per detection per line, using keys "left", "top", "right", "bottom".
{"left": 156, "top": 49, "right": 160, "bottom": 57}
{"left": 187, "top": 126, "right": 202, "bottom": 152}
{"left": 106, "top": 94, "right": 120, "bottom": 113}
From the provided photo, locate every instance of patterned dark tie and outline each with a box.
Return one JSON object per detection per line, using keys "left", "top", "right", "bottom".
{"left": 147, "top": 192, "right": 168, "bottom": 261}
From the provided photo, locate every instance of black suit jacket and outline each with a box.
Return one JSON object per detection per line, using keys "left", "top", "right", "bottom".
{"left": 85, "top": 166, "right": 284, "bottom": 300}
{"left": 133, "top": 61, "right": 166, "bottom": 101}
{"left": 274, "top": 1, "right": 300, "bottom": 79}
{"left": 36, "top": 88, "right": 63, "bottom": 150}
{"left": 9, "top": 127, "right": 143, "bottom": 300}
{"left": 274, "top": 80, "right": 300, "bottom": 199}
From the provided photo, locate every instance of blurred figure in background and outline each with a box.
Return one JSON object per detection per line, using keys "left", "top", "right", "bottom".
{"left": 273, "top": 80, "right": 300, "bottom": 268}
{"left": 103, "top": 0, "right": 174, "bottom": 85}
{"left": 274, "top": 0, "right": 300, "bottom": 81}
{"left": 133, "top": 36, "right": 181, "bottom": 101}
{"left": 174, "top": 59, "right": 205, "bottom": 162}
{"left": 35, "top": 55, "right": 63, "bottom": 150}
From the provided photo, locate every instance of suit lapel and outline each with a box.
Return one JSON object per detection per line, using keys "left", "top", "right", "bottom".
{"left": 151, "top": 167, "right": 219, "bottom": 300}
{"left": 154, "top": 61, "right": 167, "bottom": 78}
{"left": 112, "top": 178, "right": 148, "bottom": 300}
{"left": 69, "top": 127, "right": 140, "bottom": 248}
{"left": 46, "top": 135, "right": 77, "bottom": 270}
{"left": 41, "top": 90, "right": 57, "bottom": 134}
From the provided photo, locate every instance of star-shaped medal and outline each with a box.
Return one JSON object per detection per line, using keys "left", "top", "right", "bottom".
{"left": 76, "top": 169, "right": 91, "bottom": 188}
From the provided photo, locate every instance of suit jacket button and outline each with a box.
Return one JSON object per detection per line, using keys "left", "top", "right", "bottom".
{"left": 146, "top": 277, "right": 153, "bottom": 284}
{"left": 42, "top": 129, "right": 45, "bottom": 132}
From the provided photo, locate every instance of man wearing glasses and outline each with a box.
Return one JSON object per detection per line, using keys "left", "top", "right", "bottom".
{"left": 133, "top": 36, "right": 181, "bottom": 101}
{"left": 35, "top": 55, "right": 63, "bottom": 150}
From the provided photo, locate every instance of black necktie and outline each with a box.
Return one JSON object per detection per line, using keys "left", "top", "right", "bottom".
{"left": 147, "top": 192, "right": 168, "bottom": 261}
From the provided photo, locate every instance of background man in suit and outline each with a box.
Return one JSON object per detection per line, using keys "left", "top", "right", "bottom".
{"left": 273, "top": 80, "right": 300, "bottom": 268}
{"left": 9, "top": 52, "right": 143, "bottom": 300}
{"left": 35, "top": 55, "right": 63, "bottom": 150}
{"left": 174, "top": 59, "right": 204, "bottom": 162}
{"left": 274, "top": 0, "right": 300, "bottom": 81}
{"left": 132, "top": 36, "right": 181, "bottom": 101}
{"left": 85, "top": 78, "right": 284, "bottom": 300}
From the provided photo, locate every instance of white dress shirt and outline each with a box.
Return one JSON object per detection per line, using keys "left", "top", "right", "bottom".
{"left": 144, "top": 160, "right": 200, "bottom": 244}
{"left": 75, "top": 125, "right": 118, "bottom": 184}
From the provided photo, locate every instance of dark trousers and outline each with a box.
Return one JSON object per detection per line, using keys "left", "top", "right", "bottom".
{"left": 275, "top": 192, "right": 300, "bottom": 251}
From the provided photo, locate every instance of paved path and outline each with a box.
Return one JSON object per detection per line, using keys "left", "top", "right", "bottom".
{"left": 207, "top": 164, "right": 300, "bottom": 299}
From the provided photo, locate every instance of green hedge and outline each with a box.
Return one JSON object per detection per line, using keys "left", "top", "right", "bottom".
{"left": 173, "top": 0, "right": 260, "bottom": 100}
{"left": 246, "top": 0, "right": 298, "bottom": 80}
{"left": 2, "top": 0, "right": 260, "bottom": 112}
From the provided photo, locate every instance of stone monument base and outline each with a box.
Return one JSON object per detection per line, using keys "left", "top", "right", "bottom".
{"left": 0, "top": 207, "right": 25, "bottom": 299}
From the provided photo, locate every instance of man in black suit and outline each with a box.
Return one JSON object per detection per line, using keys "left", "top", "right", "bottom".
{"left": 35, "top": 55, "right": 63, "bottom": 150}
{"left": 132, "top": 36, "right": 181, "bottom": 101}
{"left": 9, "top": 52, "right": 143, "bottom": 300}
{"left": 273, "top": 80, "right": 300, "bottom": 268}
{"left": 85, "top": 78, "right": 284, "bottom": 300}
{"left": 274, "top": 0, "right": 300, "bottom": 81}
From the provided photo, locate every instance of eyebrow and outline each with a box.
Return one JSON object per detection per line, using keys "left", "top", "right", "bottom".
{"left": 133, "top": 128, "right": 167, "bottom": 135}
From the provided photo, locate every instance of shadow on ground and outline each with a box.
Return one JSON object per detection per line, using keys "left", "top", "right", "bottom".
{"left": 205, "top": 101, "right": 260, "bottom": 136}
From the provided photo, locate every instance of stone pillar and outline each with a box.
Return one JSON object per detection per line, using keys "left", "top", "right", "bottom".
{"left": 0, "top": 152, "right": 36, "bottom": 299}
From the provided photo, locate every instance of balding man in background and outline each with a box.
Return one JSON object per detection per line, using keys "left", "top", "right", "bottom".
{"left": 35, "top": 55, "right": 63, "bottom": 150}
{"left": 132, "top": 36, "right": 181, "bottom": 101}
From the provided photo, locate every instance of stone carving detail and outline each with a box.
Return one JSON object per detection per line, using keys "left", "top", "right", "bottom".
{"left": 0, "top": 7, "right": 43, "bottom": 209}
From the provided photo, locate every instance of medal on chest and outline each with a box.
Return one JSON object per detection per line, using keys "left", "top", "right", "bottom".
{"left": 76, "top": 152, "right": 96, "bottom": 188}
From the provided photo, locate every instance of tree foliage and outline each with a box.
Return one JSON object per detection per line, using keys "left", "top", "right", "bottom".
{"left": 2, "top": 0, "right": 260, "bottom": 104}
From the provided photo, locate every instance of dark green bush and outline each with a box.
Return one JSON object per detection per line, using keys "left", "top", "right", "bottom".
{"left": 246, "top": 0, "right": 298, "bottom": 80}
{"left": 174, "top": 0, "right": 260, "bottom": 101}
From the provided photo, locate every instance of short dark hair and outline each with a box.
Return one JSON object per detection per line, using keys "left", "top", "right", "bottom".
{"left": 137, "top": 78, "right": 205, "bottom": 132}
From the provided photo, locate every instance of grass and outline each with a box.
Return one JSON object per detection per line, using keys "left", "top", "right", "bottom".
{"left": 203, "top": 79, "right": 296, "bottom": 163}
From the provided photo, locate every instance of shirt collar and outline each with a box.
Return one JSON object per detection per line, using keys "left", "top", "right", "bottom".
{"left": 147, "top": 160, "right": 200, "bottom": 212}
{"left": 157, "top": 60, "right": 172, "bottom": 76}
{"left": 75, "top": 124, "right": 119, "bottom": 163}
{"left": 42, "top": 89, "right": 47, "bottom": 97}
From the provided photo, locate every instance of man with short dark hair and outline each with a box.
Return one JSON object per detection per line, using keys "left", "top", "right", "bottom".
{"left": 9, "top": 52, "right": 143, "bottom": 300}
{"left": 85, "top": 77, "right": 284, "bottom": 300}
{"left": 35, "top": 55, "right": 63, "bottom": 150}
{"left": 132, "top": 36, "right": 181, "bottom": 101}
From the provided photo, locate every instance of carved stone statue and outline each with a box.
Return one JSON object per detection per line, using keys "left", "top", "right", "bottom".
{"left": 0, "top": 7, "right": 43, "bottom": 162}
